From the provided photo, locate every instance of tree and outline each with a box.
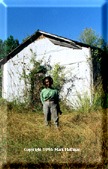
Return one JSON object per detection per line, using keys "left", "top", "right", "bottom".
{"left": 79, "top": 28, "right": 108, "bottom": 102}
{"left": 3, "top": 35, "right": 19, "bottom": 55}
{"left": 79, "top": 28, "right": 105, "bottom": 76}
{"left": 79, "top": 28, "right": 105, "bottom": 48}
{"left": 0, "top": 36, "right": 19, "bottom": 97}
{"left": 0, "top": 40, "right": 4, "bottom": 59}
{"left": 0, "top": 36, "right": 19, "bottom": 60}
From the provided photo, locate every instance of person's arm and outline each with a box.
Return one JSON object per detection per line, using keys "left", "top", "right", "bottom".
{"left": 40, "top": 90, "right": 44, "bottom": 104}
{"left": 56, "top": 90, "right": 62, "bottom": 115}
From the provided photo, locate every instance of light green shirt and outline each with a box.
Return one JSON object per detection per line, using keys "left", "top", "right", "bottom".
{"left": 40, "top": 87, "right": 58, "bottom": 104}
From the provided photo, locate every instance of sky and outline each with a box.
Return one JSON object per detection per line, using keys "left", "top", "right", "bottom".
{"left": 0, "top": 0, "right": 107, "bottom": 43}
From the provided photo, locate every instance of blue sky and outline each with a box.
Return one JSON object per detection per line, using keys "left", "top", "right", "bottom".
{"left": 0, "top": 0, "right": 107, "bottom": 43}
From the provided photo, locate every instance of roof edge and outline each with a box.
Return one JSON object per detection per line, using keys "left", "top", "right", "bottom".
{"left": 0, "top": 29, "right": 102, "bottom": 66}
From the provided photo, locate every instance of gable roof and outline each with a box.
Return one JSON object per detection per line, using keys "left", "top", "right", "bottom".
{"left": 0, "top": 30, "right": 101, "bottom": 66}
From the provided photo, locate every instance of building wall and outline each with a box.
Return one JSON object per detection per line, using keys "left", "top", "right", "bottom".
{"left": 2, "top": 37, "right": 93, "bottom": 107}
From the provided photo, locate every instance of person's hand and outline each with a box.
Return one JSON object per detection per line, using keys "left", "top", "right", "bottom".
{"left": 59, "top": 110, "right": 62, "bottom": 115}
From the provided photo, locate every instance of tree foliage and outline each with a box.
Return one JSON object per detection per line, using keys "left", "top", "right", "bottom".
{"left": 20, "top": 59, "right": 45, "bottom": 110}
{"left": 79, "top": 28, "right": 105, "bottom": 48}
{"left": 0, "top": 35, "right": 19, "bottom": 59}
{"left": 28, "top": 57, "right": 47, "bottom": 109}
{"left": 0, "top": 36, "right": 19, "bottom": 97}
{"left": 48, "top": 63, "right": 65, "bottom": 92}
{"left": 0, "top": 40, "right": 4, "bottom": 59}
{"left": 79, "top": 28, "right": 108, "bottom": 107}
{"left": 4, "top": 36, "right": 19, "bottom": 55}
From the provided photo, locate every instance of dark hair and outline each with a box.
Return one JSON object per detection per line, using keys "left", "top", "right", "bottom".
{"left": 43, "top": 76, "right": 53, "bottom": 85}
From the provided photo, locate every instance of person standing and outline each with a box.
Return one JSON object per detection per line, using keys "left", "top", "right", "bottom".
{"left": 40, "top": 76, "right": 62, "bottom": 128}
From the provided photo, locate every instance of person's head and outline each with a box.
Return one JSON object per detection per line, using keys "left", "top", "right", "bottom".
{"left": 43, "top": 76, "right": 53, "bottom": 88}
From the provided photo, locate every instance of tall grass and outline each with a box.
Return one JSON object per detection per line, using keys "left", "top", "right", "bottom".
{"left": 0, "top": 99, "right": 102, "bottom": 166}
{"left": 1, "top": 85, "right": 105, "bottom": 169}
{"left": 71, "top": 85, "right": 104, "bottom": 115}
{"left": 6, "top": 110, "right": 102, "bottom": 164}
{"left": 0, "top": 98, "right": 7, "bottom": 167}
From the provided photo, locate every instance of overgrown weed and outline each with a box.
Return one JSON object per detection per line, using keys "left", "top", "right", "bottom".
{"left": 0, "top": 96, "right": 103, "bottom": 166}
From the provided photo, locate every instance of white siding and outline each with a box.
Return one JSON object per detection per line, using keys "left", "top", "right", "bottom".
{"left": 2, "top": 37, "right": 92, "bottom": 106}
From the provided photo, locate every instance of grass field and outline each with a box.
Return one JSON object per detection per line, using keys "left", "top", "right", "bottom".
{"left": 0, "top": 102, "right": 103, "bottom": 169}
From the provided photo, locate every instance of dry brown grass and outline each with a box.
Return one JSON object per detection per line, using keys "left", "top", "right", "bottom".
{"left": 7, "top": 110, "right": 102, "bottom": 162}
{"left": 0, "top": 104, "right": 104, "bottom": 168}
{"left": 0, "top": 104, "right": 7, "bottom": 168}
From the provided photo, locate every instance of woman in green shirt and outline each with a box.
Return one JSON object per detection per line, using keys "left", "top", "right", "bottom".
{"left": 40, "top": 76, "right": 62, "bottom": 128}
